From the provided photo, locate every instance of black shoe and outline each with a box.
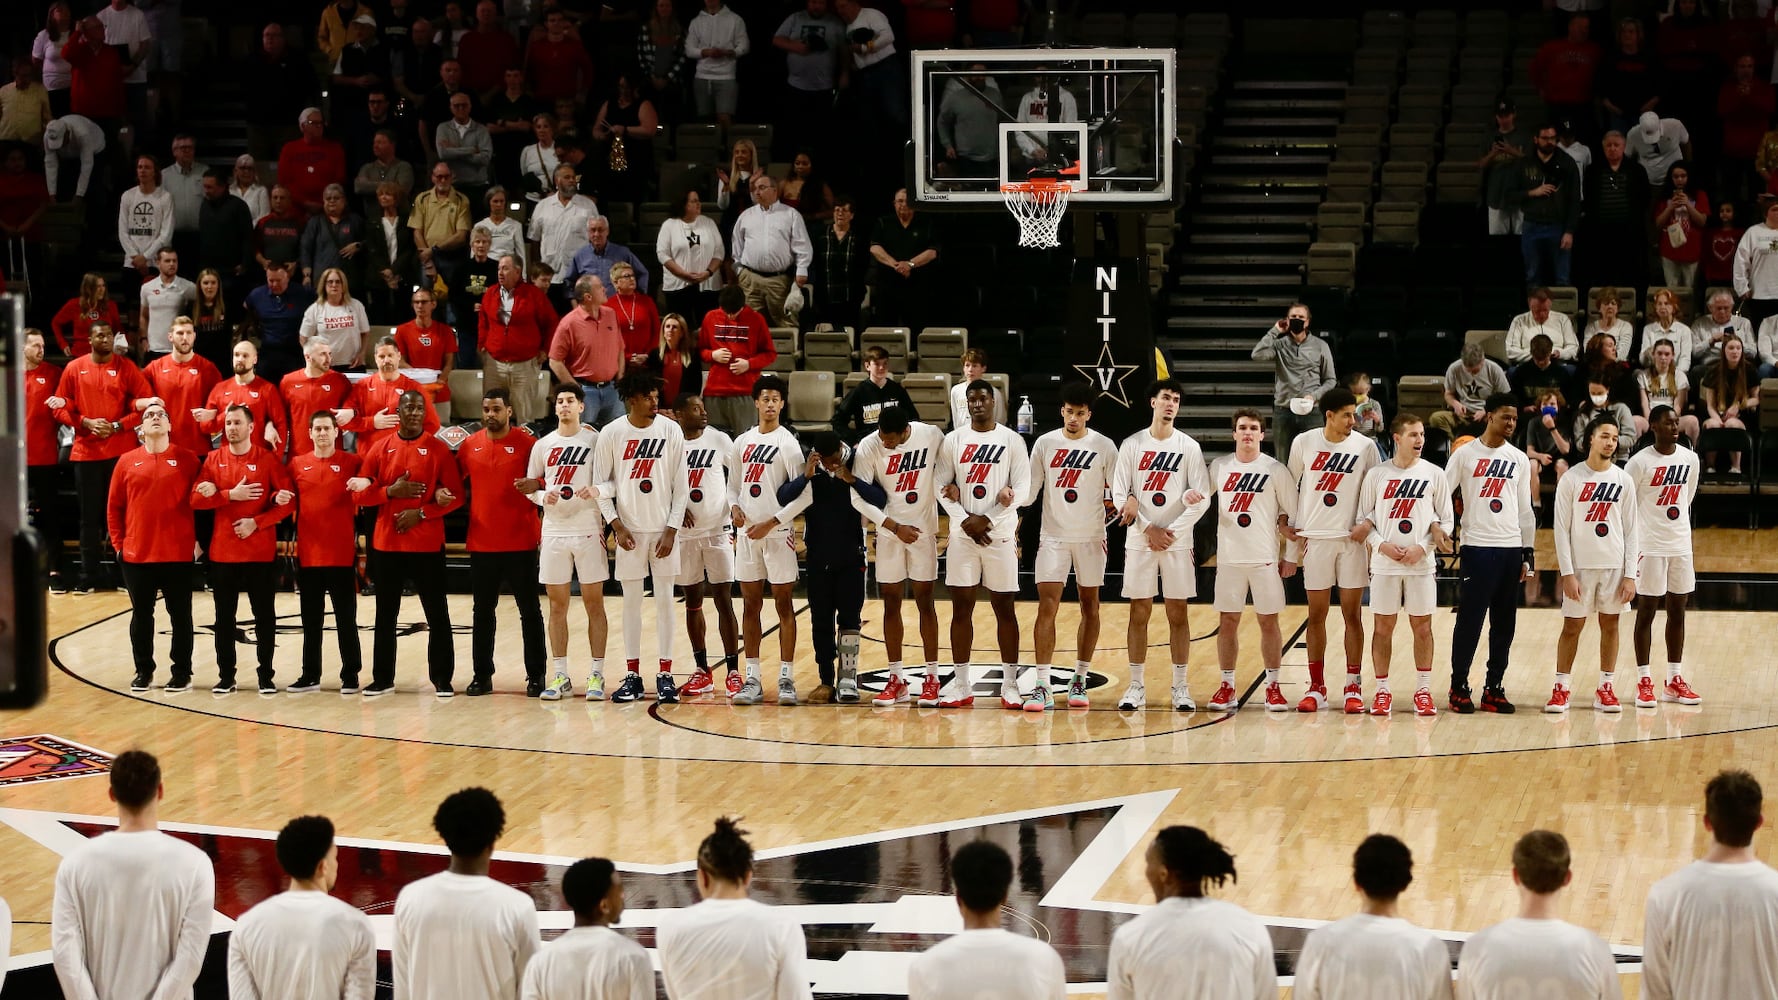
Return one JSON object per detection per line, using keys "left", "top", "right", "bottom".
{"left": 340, "top": 679, "right": 361, "bottom": 696}
{"left": 257, "top": 676, "right": 279, "bottom": 695}
{"left": 433, "top": 682, "right": 454, "bottom": 699}
{"left": 525, "top": 679, "right": 544, "bottom": 698}
{"left": 362, "top": 681, "right": 395, "bottom": 697}
{"left": 286, "top": 678, "right": 321, "bottom": 694}
{"left": 1448, "top": 687, "right": 1476, "bottom": 714}
{"left": 359, "top": 581, "right": 376, "bottom": 597}
{"left": 48, "top": 574, "right": 68, "bottom": 594}
{"left": 611, "top": 671, "right": 646, "bottom": 703}
{"left": 212, "top": 678, "right": 236, "bottom": 695}
{"left": 1480, "top": 687, "right": 1517, "bottom": 714}
{"left": 465, "top": 678, "right": 493, "bottom": 696}
{"left": 164, "top": 675, "right": 191, "bottom": 694}
{"left": 130, "top": 671, "right": 152, "bottom": 692}
{"left": 656, "top": 671, "right": 679, "bottom": 704}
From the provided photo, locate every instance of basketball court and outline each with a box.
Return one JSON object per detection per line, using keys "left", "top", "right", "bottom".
{"left": 5, "top": 45, "right": 1778, "bottom": 1000}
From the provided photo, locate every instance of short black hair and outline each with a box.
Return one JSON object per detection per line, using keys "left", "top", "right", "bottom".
{"left": 752, "top": 374, "right": 788, "bottom": 401}
{"left": 617, "top": 370, "right": 660, "bottom": 402}
{"left": 399, "top": 388, "right": 426, "bottom": 407}
{"left": 1319, "top": 386, "right": 1357, "bottom": 414}
{"left": 673, "top": 392, "right": 703, "bottom": 412}
{"left": 1153, "top": 825, "right": 1237, "bottom": 893}
{"left": 950, "top": 840, "right": 1013, "bottom": 912}
{"left": 718, "top": 284, "right": 745, "bottom": 312}
{"left": 433, "top": 787, "right": 506, "bottom": 859}
{"left": 1231, "top": 407, "right": 1264, "bottom": 429}
{"left": 561, "top": 857, "right": 617, "bottom": 919}
{"left": 876, "top": 405, "right": 910, "bottom": 434}
{"left": 225, "top": 403, "right": 255, "bottom": 424}
{"left": 1060, "top": 382, "right": 1094, "bottom": 409}
{"left": 310, "top": 409, "right": 337, "bottom": 427}
{"left": 808, "top": 430, "right": 843, "bottom": 458}
{"left": 1706, "top": 770, "right": 1764, "bottom": 848}
{"left": 554, "top": 384, "right": 584, "bottom": 403}
{"left": 1484, "top": 392, "right": 1519, "bottom": 414}
{"left": 964, "top": 378, "right": 994, "bottom": 399}
{"left": 483, "top": 386, "right": 511, "bottom": 405}
{"left": 204, "top": 166, "right": 230, "bottom": 184}
{"left": 1583, "top": 414, "right": 1619, "bottom": 448}
{"left": 1352, "top": 833, "right": 1413, "bottom": 902}
{"left": 109, "top": 750, "right": 161, "bottom": 811}
{"left": 276, "top": 815, "right": 335, "bottom": 880}
{"left": 1148, "top": 378, "right": 1183, "bottom": 400}
{"left": 1648, "top": 403, "right": 1675, "bottom": 424}
{"left": 697, "top": 816, "right": 753, "bottom": 882}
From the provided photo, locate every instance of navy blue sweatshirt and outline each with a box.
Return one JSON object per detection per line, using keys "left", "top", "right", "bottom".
{"left": 777, "top": 445, "right": 888, "bottom": 563}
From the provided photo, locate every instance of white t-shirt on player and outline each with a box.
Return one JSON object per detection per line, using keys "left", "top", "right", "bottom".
{"left": 1641, "top": 859, "right": 1778, "bottom": 1000}
{"left": 1111, "top": 427, "right": 1212, "bottom": 551}
{"left": 1455, "top": 917, "right": 1620, "bottom": 1000}
{"left": 530, "top": 426, "right": 603, "bottom": 537}
{"left": 1287, "top": 427, "right": 1381, "bottom": 541}
{"left": 1294, "top": 913, "right": 1453, "bottom": 1000}
{"left": 228, "top": 889, "right": 378, "bottom": 1000}
{"left": 1357, "top": 459, "right": 1453, "bottom": 577}
{"left": 52, "top": 830, "right": 216, "bottom": 1000}
{"left": 593, "top": 413, "right": 686, "bottom": 533}
{"left": 907, "top": 928, "right": 1067, "bottom": 1000}
{"left": 392, "top": 871, "right": 542, "bottom": 1000}
{"left": 1623, "top": 445, "right": 1699, "bottom": 558}
{"left": 728, "top": 424, "right": 812, "bottom": 532}
{"left": 1106, "top": 896, "right": 1275, "bottom": 1000}
{"left": 1209, "top": 452, "right": 1295, "bottom": 565}
{"left": 1553, "top": 461, "right": 1638, "bottom": 577}
{"left": 939, "top": 423, "right": 1033, "bottom": 542}
{"left": 656, "top": 897, "right": 814, "bottom": 1000}
{"left": 519, "top": 924, "right": 654, "bottom": 1000}
{"left": 853, "top": 420, "right": 947, "bottom": 533}
{"left": 1446, "top": 438, "right": 1537, "bottom": 550}
{"left": 1028, "top": 428, "right": 1119, "bottom": 542}
{"left": 681, "top": 428, "right": 734, "bottom": 538}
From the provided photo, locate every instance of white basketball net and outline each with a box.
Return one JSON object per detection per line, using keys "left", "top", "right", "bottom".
{"left": 1003, "top": 182, "right": 1070, "bottom": 248}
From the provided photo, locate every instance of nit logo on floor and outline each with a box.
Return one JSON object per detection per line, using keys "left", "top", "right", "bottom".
{"left": 0, "top": 735, "right": 114, "bottom": 788}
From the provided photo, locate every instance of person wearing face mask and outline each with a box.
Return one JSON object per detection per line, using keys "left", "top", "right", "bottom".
{"left": 1570, "top": 378, "right": 1635, "bottom": 465}
{"left": 1251, "top": 302, "right": 1335, "bottom": 450}
{"left": 1514, "top": 122, "right": 1583, "bottom": 289}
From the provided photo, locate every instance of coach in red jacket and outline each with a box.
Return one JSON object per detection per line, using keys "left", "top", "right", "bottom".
{"left": 697, "top": 284, "right": 775, "bottom": 434}
{"left": 479, "top": 253, "right": 558, "bottom": 427}
{"left": 108, "top": 402, "right": 200, "bottom": 691}
{"left": 53, "top": 321, "right": 151, "bottom": 591}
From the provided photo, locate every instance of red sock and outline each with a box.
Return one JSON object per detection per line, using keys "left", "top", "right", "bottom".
{"left": 1308, "top": 660, "right": 1326, "bottom": 688}
{"left": 659, "top": 659, "right": 672, "bottom": 673}
{"left": 626, "top": 658, "right": 640, "bottom": 674}
{"left": 1347, "top": 664, "right": 1363, "bottom": 678}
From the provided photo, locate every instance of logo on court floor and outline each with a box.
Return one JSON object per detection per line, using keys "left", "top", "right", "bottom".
{"left": 0, "top": 735, "right": 112, "bottom": 788}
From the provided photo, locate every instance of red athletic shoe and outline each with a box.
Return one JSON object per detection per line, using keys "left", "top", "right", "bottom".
{"left": 680, "top": 670, "right": 715, "bottom": 697}
{"left": 1413, "top": 690, "right": 1437, "bottom": 717}
{"left": 1663, "top": 675, "right": 1702, "bottom": 705}
{"left": 725, "top": 670, "right": 744, "bottom": 697}
{"left": 1594, "top": 682, "right": 1622, "bottom": 713}
{"left": 1344, "top": 682, "right": 1364, "bottom": 714}
{"left": 917, "top": 673, "right": 943, "bottom": 707}
{"left": 1208, "top": 682, "right": 1238, "bottom": 712}
{"left": 1264, "top": 682, "right": 1289, "bottom": 712}
{"left": 1634, "top": 676, "right": 1657, "bottom": 708}
{"left": 1544, "top": 685, "right": 1570, "bottom": 714}
{"left": 1297, "top": 684, "right": 1327, "bottom": 713}
{"left": 873, "top": 675, "right": 910, "bottom": 706}
{"left": 1369, "top": 691, "right": 1392, "bottom": 716}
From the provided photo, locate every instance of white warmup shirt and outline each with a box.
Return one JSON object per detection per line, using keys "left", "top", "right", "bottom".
{"left": 938, "top": 423, "right": 1033, "bottom": 542}
{"left": 1358, "top": 459, "right": 1453, "bottom": 577}
{"left": 1209, "top": 453, "right": 1295, "bottom": 565}
{"left": 141, "top": 274, "right": 197, "bottom": 354}
{"left": 1623, "top": 445, "right": 1699, "bottom": 558}
{"left": 1553, "top": 462, "right": 1638, "bottom": 577}
{"left": 1286, "top": 428, "right": 1381, "bottom": 552}
{"left": 118, "top": 184, "right": 175, "bottom": 267}
{"left": 52, "top": 830, "right": 216, "bottom": 1000}
{"left": 1294, "top": 913, "right": 1453, "bottom": 1000}
{"left": 728, "top": 424, "right": 812, "bottom": 532}
{"left": 299, "top": 298, "right": 370, "bottom": 366}
{"left": 519, "top": 925, "right": 653, "bottom": 1000}
{"left": 227, "top": 889, "right": 377, "bottom": 1000}
{"left": 907, "top": 928, "right": 1067, "bottom": 1000}
{"left": 1111, "top": 427, "right": 1212, "bottom": 552}
{"left": 1028, "top": 428, "right": 1119, "bottom": 542}
{"left": 593, "top": 413, "right": 687, "bottom": 532}
{"left": 393, "top": 871, "right": 542, "bottom": 1000}
{"left": 530, "top": 426, "right": 604, "bottom": 536}
{"left": 681, "top": 428, "right": 734, "bottom": 537}
{"left": 1106, "top": 896, "right": 1275, "bottom": 1000}
{"left": 853, "top": 420, "right": 947, "bottom": 534}
{"left": 656, "top": 897, "right": 814, "bottom": 1000}
{"left": 1455, "top": 917, "right": 1620, "bottom": 1000}
{"left": 1446, "top": 438, "right": 1537, "bottom": 550}
{"left": 1641, "top": 859, "right": 1778, "bottom": 1000}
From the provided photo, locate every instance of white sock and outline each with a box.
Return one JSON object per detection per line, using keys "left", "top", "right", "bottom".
{"left": 1600, "top": 670, "right": 1615, "bottom": 688}
{"left": 1264, "top": 667, "right": 1278, "bottom": 685}
{"left": 1637, "top": 663, "right": 1652, "bottom": 679}
{"left": 1222, "top": 669, "right": 1236, "bottom": 685}
{"left": 888, "top": 660, "right": 903, "bottom": 681}
{"left": 921, "top": 662, "right": 935, "bottom": 681}
{"left": 778, "top": 661, "right": 792, "bottom": 681}
{"left": 589, "top": 658, "right": 604, "bottom": 679}
{"left": 553, "top": 656, "right": 569, "bottom": 675}
{"left": 1076, "top": 659, "right": 1091, "bottom": 676}
{"left": 1003, "top": 663, "right": 1017, "bottom": 687}
{"left": 1668, "top": 661, "right": 1684, "bottom": 680}
{"left": 1376, "top": 676, "right": 1390, "bottom": 693}
{"left": 1415, "top": 670, "right": 1430, "bottom": 692}
{"left": 746, "top": 657, "right": 760, "bottom": 682}
{"left": 655, "top": 582, "right": 676, "bottom": 664}
{"left": 1345, "top": 666, "right": 1363, "bottom": 686}
{"left": 1171, "top": 664, "right": 1188, "bottom": 687}
{"left": 954, "top": 663, "right": 971, "bottom": 690}
{"left": 621, "top": 581, "right": 645, "bottom": 660}
{"left": 1555, "top": 673, "right": 1572, "bottom": 691}
{"left": 1129, "top": 663, "right": 1144, "bottom": 686}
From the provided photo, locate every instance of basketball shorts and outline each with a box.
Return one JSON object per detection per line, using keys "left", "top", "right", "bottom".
{"left": 1212, "top": 563, "right": 1285, "bottom": 614}
{"left": 1302, "top": 537, "right": 1370, "bottom": 591}
{"left": 736, "top": 528, "right": 799, "bottom": 586}
{"left": 540, "top": 534, "right": 608, "bottom": 586}
{"left": 876, "top": 528, "right": 938, "bottom": 584}
{"left": 1562, "top": 567, "right": 1630, "bottom": 618}
{"left": 1034, "top": 536, "right": 1108, "bottom": 588}
{"left": 1635, "top": 554, "right": 1695, "bottom": 599}
{"left": 677, "top": 531, "right": 736, "bottom": 587}
{"left": 614, "top": 530, "right": 681, "bottom": 582}
{"left": 1370, "top": 573, "right": 1437, "bottom": 616}
{"left": 1122, "top": 545, "right": 1195, "bottom": 601}
{"left": 945, "top": 533, "right": 1018, "bottom": 592}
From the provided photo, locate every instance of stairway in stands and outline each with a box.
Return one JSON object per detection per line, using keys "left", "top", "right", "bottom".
{"left": 1164, "top": 53, "right": 1352, "bottom": 454}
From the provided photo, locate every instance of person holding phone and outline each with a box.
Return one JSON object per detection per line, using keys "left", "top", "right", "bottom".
{"left": 1515, "top": 122, "right": 1583, "bottom": 289}
{"left": 1251, "top": 302, "right": 1335, "bottom": 451}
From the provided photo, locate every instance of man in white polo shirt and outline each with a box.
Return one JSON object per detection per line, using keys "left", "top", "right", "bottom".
{"left": 137, "top": 246, "right": 194, "bottom": 360}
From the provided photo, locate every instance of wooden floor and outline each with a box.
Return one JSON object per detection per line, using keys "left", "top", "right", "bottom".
{"left": 6, "top": 584, "right": 1778, "bottom": 997}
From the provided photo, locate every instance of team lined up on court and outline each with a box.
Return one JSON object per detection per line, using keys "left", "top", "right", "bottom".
{"left": 36, "top": 751, "right": 1778, "bottom": 1000}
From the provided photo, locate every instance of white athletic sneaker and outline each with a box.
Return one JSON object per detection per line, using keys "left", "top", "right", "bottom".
{"left": 1171, "top": 684, "right": 1196, "bottom": 712}
{"left": 777, "top": 676, "right": 798, "bottom": 706}
{"left": 1000, "top": 680, "right": 1022, "bottom": 710}
{"left": 732, "top": 677, "right": 764, "bottom": 705}
{"left": 540, "top": 672, "right": 572, "bottom": 701}
{"left": 1117, "top": 681, "right": 1145, "bottom": 711}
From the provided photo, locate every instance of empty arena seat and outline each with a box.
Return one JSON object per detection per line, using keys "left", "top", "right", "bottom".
{"left": 900, "top": 373, "right": 952, "bottom": 424}
{"left": 787, "top": 370, "right": 836, "bottom": 433}
{"left": 917, "top": 328, "right": 967, "bottom": 372}
{"left": 1395, "top": 374, "right": 1446, "bottom": 417}
{"left": 801, "top": 330, "right": 853, "bottom": 374}
{"left": 1465, "top": 329, "right": 1509, "bottom": 364}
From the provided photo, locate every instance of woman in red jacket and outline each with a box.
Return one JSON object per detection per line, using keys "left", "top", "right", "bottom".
{"left": 50, "top": 272, "right": 118, "bottom": 357}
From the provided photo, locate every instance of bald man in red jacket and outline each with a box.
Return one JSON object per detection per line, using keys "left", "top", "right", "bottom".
{"left": 109, "top": 402, "right": 201, "bottom": 692}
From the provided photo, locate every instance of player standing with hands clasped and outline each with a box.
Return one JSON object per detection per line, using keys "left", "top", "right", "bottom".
{"left": 1205, "top": 408, "right": 1295, "bottom": 713}
{"left": 1550, "top": 417, "right": 1638, "bottom": 714}
{"left": 1624, "top": 405, "right": 1703, "bottom": 708}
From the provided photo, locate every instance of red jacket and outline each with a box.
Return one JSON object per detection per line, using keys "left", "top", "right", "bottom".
{"left": 457, "top": 427, "right": 542, "bottom": 552}
{"left": 524, "top": 35, "right": 594, "bottom": 102}
{"left": 355, "top": 431, "right": 465, "bottom": 552}
{"left": 107, "top": 445, "right": 199, "bottom": 564}
{"left": 1720, "top": 80, "right": 1777, "bottom": 161}
{"left": 1530, "top": 39, "right": 1601, "bottom": 105}
{"left": 277, "top": 137, "right": 347, "bottom": 210}
{"left": 24, "top": 363, "right": 62, "bottom": 467}
{"left": 144, "top": 354, "right": 223, "bottom": 455}
{"left": 348, "top": 373, "right": 440, "bottom": 454}
{"left": 51, "top": 297, "right": 119, "bottom": 357}
{"left": 54, "top": 354, "right": 152, "bottom": 462}
{"left": 279, "top": 368, "right": 353, "bottom": 456}
{"left": 457, "top": 26, "right": 520, "bottom": 96}
{"left": 479, "top": 282, "right": 559, "bottom": 363}
{"left": 610, "top": 292, "right": 661, "bottom": 362}
{"left": 289, "top": 449, "right": 361, "bottom": 567}
{"left": 189, "top": 444, "right": 294, "bottom": 563}
{"left": 393, "top": 320, "right": 458, "bottom": 401}
{"left": 203, "top": 376, "right": 290, "bottom": 445}
{"left": 62, "top": 38, "right": 124, "bottom": 121}
{"left": 697, "top": 305, "right": 774, "bottom": 398}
